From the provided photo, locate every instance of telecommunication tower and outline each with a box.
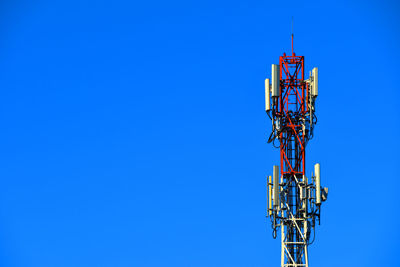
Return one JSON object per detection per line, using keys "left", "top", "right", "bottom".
{"left": 265, "top": 35, "right": 328, "bottom": 267}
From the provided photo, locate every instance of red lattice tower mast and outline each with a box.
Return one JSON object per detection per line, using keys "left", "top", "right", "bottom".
{"left": 278, "top": 52, "right": 306, "bottom": 179}
{"left": 265, "top": 36, "right": 328, "bottom": 267}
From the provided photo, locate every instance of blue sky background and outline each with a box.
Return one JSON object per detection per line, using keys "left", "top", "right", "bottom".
{"left": 0, "top": 0, "right": 398, "bottom": 266}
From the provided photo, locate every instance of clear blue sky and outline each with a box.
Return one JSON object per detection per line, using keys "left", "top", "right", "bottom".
{"left": 0, "top": 0, "right": 398, "bottom": 266}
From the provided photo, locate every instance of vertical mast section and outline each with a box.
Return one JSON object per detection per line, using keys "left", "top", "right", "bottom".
{"left": 280, "top": 53, "right": 307, "bottom": 266}
{"left": 265, "top": 40, "right": 328, "bottom": 267}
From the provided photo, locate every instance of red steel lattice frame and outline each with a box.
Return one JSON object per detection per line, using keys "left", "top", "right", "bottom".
{"left": 277, "top": 54, "right": 307, "bottom": 177}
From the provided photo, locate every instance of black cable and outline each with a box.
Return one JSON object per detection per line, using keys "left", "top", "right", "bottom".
{"left": 308, "top": 225, "right": 316, "bottom": 245}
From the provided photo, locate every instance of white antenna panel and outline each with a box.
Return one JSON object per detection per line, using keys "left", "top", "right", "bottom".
{"left": 273, "top": 165, "right": 280, "bottom": 207}
{"left": 265, "top": 78, "right": 270, "bottom": 111}
{"left": 312, "top": 67, "right": 318, "bottom": 96}
{"left": 271, "top": 64, "right": 280, "bottom": 97}
{"left": 315, "top": 163, "right": 321, "bottom": 205}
